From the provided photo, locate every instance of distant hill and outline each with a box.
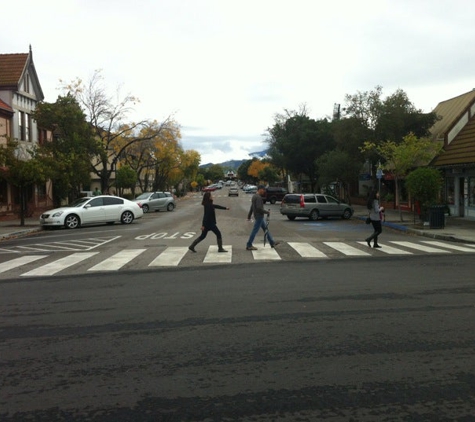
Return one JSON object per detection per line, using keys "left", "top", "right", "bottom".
{"left": 199, "top": 149, "right": 269, "bottom": 169}
{"left": 199, "top": 159, "right": 246, "bottom": 170}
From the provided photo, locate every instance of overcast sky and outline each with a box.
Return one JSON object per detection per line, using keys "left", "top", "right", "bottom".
{"left": 3, "top": 0, "right": 475, "bottom": 164}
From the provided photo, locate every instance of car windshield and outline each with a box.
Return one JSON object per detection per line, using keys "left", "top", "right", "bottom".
{"left": 135, "top": 193, "right": 151, "bottom": 200}
{"left": 69, "top": 197, "right": 92, "bottom": 207}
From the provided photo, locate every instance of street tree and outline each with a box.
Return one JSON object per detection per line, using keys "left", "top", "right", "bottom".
{"left": 361, "top": 133, "right": 442, "bottom": 220}
{"left": 0, "top": 141, "right": 51, "bottom": 226}
{"left": 60, "top": 70, "right": 175, "bottom": 193}
{"left": 267, "top": 106, "right": 335, "bottom": 192}
{"left": 405, "top": 167, "right": 443, "bottom": 219}
{"left": 114, "top": 165, "right": 137, "bottom": 197}
{"left": 316, "top": 149, "right": 362, "bottom": 204}
{"left": 33, "top": 95, "right": 97, "bottom": 204}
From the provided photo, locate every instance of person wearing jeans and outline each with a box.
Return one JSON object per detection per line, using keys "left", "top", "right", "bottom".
{"left": 246, "top": 185, "right": 280, "bottom": 250}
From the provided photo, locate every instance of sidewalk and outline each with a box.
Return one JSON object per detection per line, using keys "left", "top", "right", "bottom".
{"left": 352, "top": 205, "right": 475, "bottom": 244}
{"left": 1, "top": 206, "right": 475, "bottom": 244}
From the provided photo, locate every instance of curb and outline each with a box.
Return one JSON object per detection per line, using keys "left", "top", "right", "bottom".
{"left": 0, "top": 227, "right": 42, "bottom": 241}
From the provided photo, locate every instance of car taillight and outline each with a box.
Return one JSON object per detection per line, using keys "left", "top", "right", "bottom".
{"left": 300, "top": 195, "right": 305, "bottom": 208}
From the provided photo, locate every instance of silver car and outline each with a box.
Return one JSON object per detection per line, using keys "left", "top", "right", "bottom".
{"left": 133, "top": 192, "right": 175, "bottom": 213}
{"left": 280, "top": 193, "right": 354, "bottom": 221}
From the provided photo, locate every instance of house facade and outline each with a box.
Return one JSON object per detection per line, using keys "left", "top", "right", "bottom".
{"left": 0, "top": 46, "right": 53, "bottom": 217}
{"left": 430, "top": 90, "right": 475, "bottom": 219}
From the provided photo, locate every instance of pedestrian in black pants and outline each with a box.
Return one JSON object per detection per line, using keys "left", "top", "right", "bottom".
{"left": 365, "top": 189, "right": 383, "bottom": 248}
{"left": 189, "top": 191, "right": 229, "bottom": 253}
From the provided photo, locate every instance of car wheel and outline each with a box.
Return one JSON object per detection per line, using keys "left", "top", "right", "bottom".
{"left": 287, "top": 215, "right": 296, "bottom": 221}
{"left": 270, "top": 197, "right": 276, "bottom": 204}
{"left": 342, "top": 208, "right": 352, "bottom": 219}
{"left": 64, "top": 214, "right": 80, "bottom": 229}
{"left": 142, "top": 204, "right": 149, "bottom": 213}
{"left": 121, "top": 211, "right": 134, "bottom": 224}
{"left": 167, "top": 203, "right": 175, "bottom": 211}
{"left": 309, "top": 209, "right": 319, "bottom": 221}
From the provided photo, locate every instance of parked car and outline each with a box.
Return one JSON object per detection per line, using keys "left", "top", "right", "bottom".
{"left": 40, "top": 195, "right": 143, "bottom": 229}
{"left": 133, "top": 191, "right": 175, "bottom": 213}
{"left": 202, "top": 185, "right": 218, "bottom": 192}
{"left": 228, "top": 187, "right": 239, "bottom": 196}
{"left": 263, "top": 187, "right": 288, "bottom": 204}
{"left": 280, "top": 193, "right": 354, "bottom": 221}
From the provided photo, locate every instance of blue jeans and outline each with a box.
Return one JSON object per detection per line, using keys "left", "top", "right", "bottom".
{"left": 246, "top": 216, "right": 275, "bottom": 247}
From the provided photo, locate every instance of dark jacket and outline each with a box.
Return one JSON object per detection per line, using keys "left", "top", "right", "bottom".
{"left": 202, "top": 203, "right": 226, "bottom": 228}
{"left": 248, "top": 193, "right": 269, "bottom": 220}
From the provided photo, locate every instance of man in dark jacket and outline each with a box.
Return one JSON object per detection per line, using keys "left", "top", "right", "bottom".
{"left": 246, "top": 185, "right": 280, "bottom": 250}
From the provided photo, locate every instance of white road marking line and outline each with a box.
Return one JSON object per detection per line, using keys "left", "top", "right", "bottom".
{"left": 149, "top": 247, "right": 189, "bottom": 267}
{"left": 421, "top": 241, "right": 475, "bottom": 252}
{"left": 324, "top": 242, "right": 371, "bottom": 256}
{"left": 0, "top": 255, "right": 47, "bottom": 273}
{"left": 288, "top": 242, "right": 328, "bottom": 258}
{"left": 203, "top": 245, "right": 232, "bottom": 263}
{"left": 356, "top": 242, "right": 413, "bottom": 255}
{"left": 88, "top": 249, "right": 146, "bottom": 271}
{"left": 390, "top": 241, "right": 450, "bottom": 253}
{"left": 21, "top": 252, "right": 99, "bottom": 276}
{"left": 18, "top": 244, "right": 80, "bottom": 251}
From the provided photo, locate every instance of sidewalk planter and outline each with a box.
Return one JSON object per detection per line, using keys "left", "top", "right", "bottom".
{"left": 429, "top": 205, "right": 445, "bottom": 229}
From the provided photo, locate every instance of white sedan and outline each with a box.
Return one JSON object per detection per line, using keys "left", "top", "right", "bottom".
{"left": 40, "top": 195, "right": 144, "bottom": 229}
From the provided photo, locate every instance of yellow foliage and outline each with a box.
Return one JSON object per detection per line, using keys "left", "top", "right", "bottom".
{"left": 248, "top": 160, "right": 269, "bottom": 178}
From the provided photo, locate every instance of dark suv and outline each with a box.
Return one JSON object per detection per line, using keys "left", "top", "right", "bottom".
{"left": 280, "top": 193, "right": 353, "bottom": 220}
{"left": 264, "top": 187, "right": 288, "bottom": 204}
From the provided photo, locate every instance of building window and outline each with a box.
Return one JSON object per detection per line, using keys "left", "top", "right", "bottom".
{"left": 445, "top": 177, "right": 455, "bottom": 205}
{"left": 19, "top": 112, "right": 24, "bottom": 140}
{"left": 25, "top": 114, "right": 30, "bottom": 141}
{"left": 24, "top": 74, "right": 30, "bottom": 94}
{"left": 18, "top": 112, "right": 32, "bottom": 141}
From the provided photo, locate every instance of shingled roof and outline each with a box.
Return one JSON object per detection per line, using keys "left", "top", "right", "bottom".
{"left": 0, "top": 53, "right": 29, "bottom": 89}
{"left": 431, "top": 89, "right": 475, "bottom": 168}
{"left": 0, "top": 98, "right": 13, "bottom": 114}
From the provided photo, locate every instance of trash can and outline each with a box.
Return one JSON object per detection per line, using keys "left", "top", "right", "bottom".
{"left": 429, "top": 205, "right": 445, "bottom": 229}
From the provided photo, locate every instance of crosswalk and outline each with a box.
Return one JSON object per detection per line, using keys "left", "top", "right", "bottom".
{"left": 0, "top": 240, "right": 474, "bottom": 278}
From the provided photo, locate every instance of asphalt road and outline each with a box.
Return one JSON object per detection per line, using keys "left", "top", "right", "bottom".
{"left": 1, "top": 254, "right": 475, "bottom": 421}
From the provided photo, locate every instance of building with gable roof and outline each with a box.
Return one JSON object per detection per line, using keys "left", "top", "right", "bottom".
{"left": 430, "top": 89, "right": 475, "bottom": 219}
{"left": 0, "top": 46, "right": 53, "bottom": 218}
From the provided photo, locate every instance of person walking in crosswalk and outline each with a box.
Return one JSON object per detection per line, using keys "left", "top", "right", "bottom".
{"left": 246, "top": 185, "right": 280, "bottom": 250}
{"left": 365, "top": 188, "right": 383, "bottom": 248}
{"left": 188, "top": 191, "right": 229, "bottom": 253}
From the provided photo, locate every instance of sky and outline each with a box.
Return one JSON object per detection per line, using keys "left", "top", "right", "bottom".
{"left": 2, "top": 0, "right": 475, "bottom": 165}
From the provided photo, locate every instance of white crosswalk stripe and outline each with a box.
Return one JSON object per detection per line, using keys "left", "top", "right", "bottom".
{"left": 0, "top": 255, "right": 47, "bottom": 273}
{"left": 249, "top": 243, "right": 281, "bottom": 260}
{"left": 324, "top": 242, "right": 371, "bottom": 256}
{"left": 288, "top": 242, "right": 328, "bottom": 258}
{"left": 389, "top": 241, "right": 450, "bottom": 253}
{"left": 22, "top": 252, "right": 99, "bottom": 276}
{"left": 421, "top": 241, "right": 475, "bottom": 252}
{"left": 203, "top": 245, "right": 233, "bottom": 263}
{"left": 149, "top": 247, "right": 188, "bottom": 267}
{"left": 356, "top": 242, "right": 413, "bottom": 255}
{"left": 1, "top": 240, "right": 474, "bottom": 278}
{"left": 89, "top": 249, "right": 146, "bottom": 271}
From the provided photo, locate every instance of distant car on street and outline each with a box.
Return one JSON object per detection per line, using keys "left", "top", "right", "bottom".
{"left": 202, "top": 185, "right": 218, "bottom": 192}
{"left": 243, "top": 184, "right": 257, "bottom": 193}
{"left": 40, "top": 195, "right": 143, "bottom": 229}
{"left": 280, "top": 193, "right": 354, "bottom": 221}
{"left": 228, "top": 187, "right": 239, "bottom": 196}
{"left": 133, "top": 192, "right": 175, "bottom": 213}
